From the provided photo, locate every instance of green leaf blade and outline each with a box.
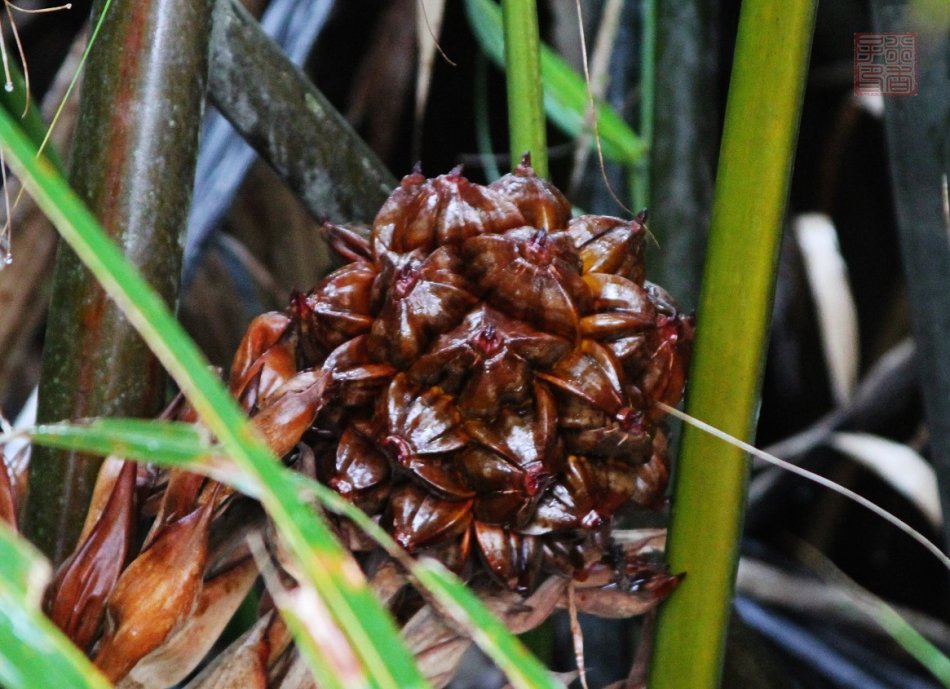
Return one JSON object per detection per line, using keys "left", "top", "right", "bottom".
{"left": 0, "top": 523, "right": 113, "bottom": 689}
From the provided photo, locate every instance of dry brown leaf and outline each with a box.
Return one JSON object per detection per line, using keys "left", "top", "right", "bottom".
{"left": 369, "top": 559, "right": 409, "bottom": 607}
{"left": 118, "top": 558, "right": 259, "bottom": 689}
{"left": 47, "top": 460, "right": 136, "bottom": 652}
{"left": 183, "top": 613, "right": 272, "bottom": 689}
{"left": 4, "top": 442, "right": 29, "bottom": 525}
{"left": 251, "top": 369, "right": 330, "bottom": 458}
{"left": 78, "top": 455, "right": 126, "bottom": 543}
{"left": 269, "top": 648, "right": 318, "bottom": 689}
{"left": 142, "top": 469, "right": 206, "bottom": 549}
{"left": 95, "top": 491, "right": 217, "bottom": 683}
{"left": 402, "top": 602, "right": 474, "bottom": 689}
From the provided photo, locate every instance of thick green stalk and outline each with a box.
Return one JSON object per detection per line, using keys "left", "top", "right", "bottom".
{"left": 648, "top": 2, "right": 816, "bottom": 688}
{"left": 501, "top": 0, "right": 547, "bottom": 177}
{"left": 26, "top": 0, "right": 215, "bottom": 563}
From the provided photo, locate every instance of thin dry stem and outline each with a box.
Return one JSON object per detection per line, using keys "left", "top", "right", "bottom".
{"left": 567, "top": 580, "right": 589, "bottom": 689}
{"left": 656, "top": 401, "right": 950, "bottom": 571}
{"left": 573, "top": 0, "right": 633, "bottom": 218}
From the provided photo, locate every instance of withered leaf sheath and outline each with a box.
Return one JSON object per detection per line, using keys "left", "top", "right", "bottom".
{"left": 239, "top": 156, "right": 693, "bottom": 592}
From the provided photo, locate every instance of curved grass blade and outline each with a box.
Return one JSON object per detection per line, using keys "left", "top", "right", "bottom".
{"left": 796, "top": 543, "right": 950, "bottom": 687}
{"left": 465, "top": 0, "right": 645, "bottom": 165}
{"left": 0, "top": 108, "right": 427, "bottom": 689}
{"left": 10, "top": 418, "right": 562, "bottom": 689}
{"left": 0, "top": 522, "right": 113, "bottom": 689}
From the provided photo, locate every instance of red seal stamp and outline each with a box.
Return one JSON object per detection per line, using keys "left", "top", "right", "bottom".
{"left": 854, "top": 32, "right": 918, "bottom": 97}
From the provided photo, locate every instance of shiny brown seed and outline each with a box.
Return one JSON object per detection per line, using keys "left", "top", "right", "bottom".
{"left": 567, "top": 214, "right": 646, "bottom": 284}
{"left": 368, "top": 248, "right": 479, "bottom": 368}
{"left": 473, "top": 522, "right": 541, "bottom": 592}
{"left": 387, "top": 483, "right": 473, "bottom": 552}
{"left": 464, "top": 228, "right": 592, "bottom": 340}
{"left": 295, "top": 261, "right": 377, "bottom": 364}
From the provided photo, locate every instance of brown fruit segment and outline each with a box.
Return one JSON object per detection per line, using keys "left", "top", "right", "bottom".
{"left": 464, "top": 228, "right": 592, "bottom": 341}
{"left": 368, "top": 248, "right": 479, "bottom": 368}
{"left": 372, "top": 167, "right": 525, "bottom": 256}
{"left": 488, "top": 154, "right": 572, "bottom": 232}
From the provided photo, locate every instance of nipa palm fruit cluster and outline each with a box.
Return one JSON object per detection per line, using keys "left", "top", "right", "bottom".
{"left": 0, "top": 157, "right": 693, "bottom": 689}
{"left": 231, "top": 156, "right": 693, "bottom": 592}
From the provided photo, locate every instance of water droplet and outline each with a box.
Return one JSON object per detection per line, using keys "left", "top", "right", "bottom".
{"left": 0, "top": 252, "right": 11, "bottom": 267}
{"left": 3, "top": 83, "right": 13, "bottom": 93}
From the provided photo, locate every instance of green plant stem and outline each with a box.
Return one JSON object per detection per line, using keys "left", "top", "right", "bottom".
{"left": 629, "top": 0, "right": 655, "bottom": 210}
{"left": 26, "top": 0, "right": 215, "bottom": 564}
{"left": 648, "top": 2, "right": 817, "bottom": 688}
{"left": 501, "top": 0, "right": 547, "bottom": 177}
{"left": 466, "top": 0, "right": 644, "bottom": 166}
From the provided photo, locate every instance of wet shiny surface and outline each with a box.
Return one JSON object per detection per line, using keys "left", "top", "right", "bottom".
{"left": 227, "top": 165, "right": 693, "bottom": 591}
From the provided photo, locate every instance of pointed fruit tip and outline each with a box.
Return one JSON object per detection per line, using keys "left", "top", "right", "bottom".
{"left": 515, "top": 152, "right": 534, "bottom": 176}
